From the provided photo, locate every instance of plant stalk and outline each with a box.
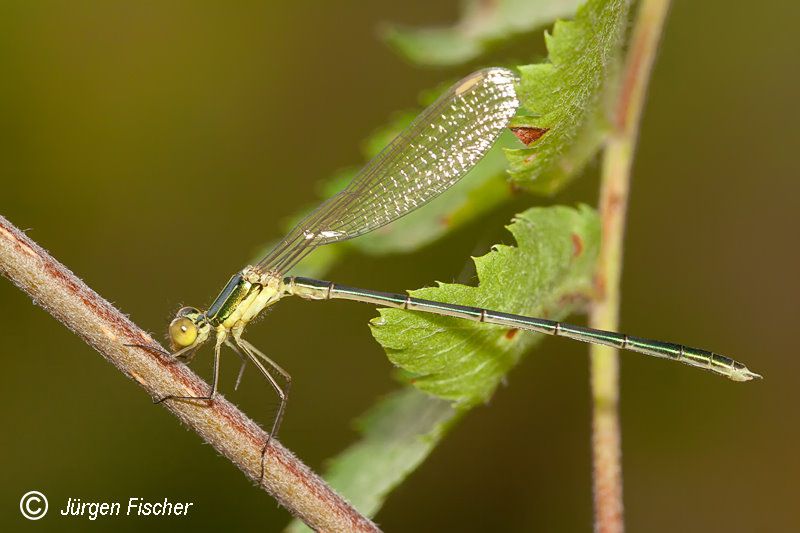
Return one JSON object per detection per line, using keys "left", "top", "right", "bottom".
{"left": 0, "top": 215, "right": 379, "bottom": 533}
{"left": 590, "top": 1, "right": 671, "bottom": 532}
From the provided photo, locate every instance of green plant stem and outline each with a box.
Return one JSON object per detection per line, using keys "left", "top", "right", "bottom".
{"left": 590, "top": 1, "right": 671, "bottom": 532}
{"left": 0, "top": 215, "right": 379, "bottom": 533}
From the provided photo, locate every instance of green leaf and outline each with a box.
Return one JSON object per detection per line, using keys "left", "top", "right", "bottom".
{"left": 382, "top": 0, "right": 584, "bottom": 67}
{"left": 286, "top": 388, "right": 459, "bottom": 533}
{"left": 506, "top": 0, "right": 630, "bottom": 194}
{"left": 371, "top": 205, "right": 599, "bottom": 406}
{"left": 286, "top": 206, "right": 599, "bottom": 527}
{"left": 271, "top": 0, "right": 628, "bottom": 278}
{"left": 280, "top": 2, "right": 628, "bottom": 523}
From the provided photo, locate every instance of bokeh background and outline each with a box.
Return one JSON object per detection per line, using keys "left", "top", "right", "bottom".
{"left": 1, "top": 1, "right": 798, "bottom": 531}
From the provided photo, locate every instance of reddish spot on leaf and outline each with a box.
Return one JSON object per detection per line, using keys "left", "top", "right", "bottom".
{"left": 504, "top": 328, "right": 519, "bottom": 340}
{"left": 510, "top": 126, "right": 550, "bottom": 146}
{"left": 571, "top": 233, "right": 584, "bottom": 257}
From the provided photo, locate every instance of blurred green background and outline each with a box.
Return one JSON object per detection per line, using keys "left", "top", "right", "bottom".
{"left": 1, "top": 1, "right": 798, "bottom": 531}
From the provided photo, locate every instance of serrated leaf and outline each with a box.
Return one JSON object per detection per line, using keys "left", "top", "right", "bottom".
{"left": 383, "top": 0, "right": 584, "bottom": 67}
{"left": 286, "top": 388, "right": 459, "bottom": 532}
{"left": 269, "top": 0, "right": 627, "bottom": 279}
{"left": 285, "top": 206, "right": 599, "bottom": 527}
{"left": 371, "top": 205, "right": 599, "bottom": 406}
{"left": 506, "top": 0, "right": 629, "bottom": 193}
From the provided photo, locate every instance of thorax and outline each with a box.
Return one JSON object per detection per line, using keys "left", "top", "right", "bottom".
{"left": 206, "top": 267, "right": 284, "bottom": 330}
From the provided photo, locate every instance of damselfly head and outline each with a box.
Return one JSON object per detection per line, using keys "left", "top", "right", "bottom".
{"left": 168, "top": 306, "right": 209, "bottom": 351}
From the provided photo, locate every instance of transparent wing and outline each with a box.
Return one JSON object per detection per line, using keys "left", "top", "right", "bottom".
{"left": 256, "top": 67, "right": 520, "bottom": 274}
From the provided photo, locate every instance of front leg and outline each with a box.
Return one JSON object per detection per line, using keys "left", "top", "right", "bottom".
{"left": 155, "top": 331, "right": 226, "bottom": 405}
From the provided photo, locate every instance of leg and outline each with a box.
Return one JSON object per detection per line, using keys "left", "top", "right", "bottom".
{"left": 233, "top": 336, "right": 290, "bottom": 487}
{"left": 237, "top": 338, "right": 292, "bottom": 388}
{"left": 155, "top": 334, "right": 224, "bottom": 405}
{"left": 124, "top": 341, "right": 201, "bottom": 364}
{"left": 224, "top": 339, "right": 248, "bottom": 391}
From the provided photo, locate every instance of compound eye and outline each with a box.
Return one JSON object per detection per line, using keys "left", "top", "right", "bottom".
{"left": 176, "top": 306, "right": 200, "bottom": 318}
{"left": 169, "top": 316, "right": 198, "bottom": 349}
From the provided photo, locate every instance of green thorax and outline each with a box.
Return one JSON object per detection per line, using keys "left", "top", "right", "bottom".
{"left": 206, "top": 273, "right": 258, "bottom": 326}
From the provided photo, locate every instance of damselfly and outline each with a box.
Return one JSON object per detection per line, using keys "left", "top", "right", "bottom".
{"left": 159, "top": 67, "right": 760, "bottom": 484}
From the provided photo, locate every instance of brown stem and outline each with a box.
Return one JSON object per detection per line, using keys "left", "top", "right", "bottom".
{"left": 0, "top": 215, "right": 379, "bottom": 533}
{"left": 590, "top": 1, "right": 671, "bottom": 532}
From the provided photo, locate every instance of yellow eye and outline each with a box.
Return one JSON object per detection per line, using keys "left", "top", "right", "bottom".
{"left": 169, "top": 316, "right": 198, "bottom": 349}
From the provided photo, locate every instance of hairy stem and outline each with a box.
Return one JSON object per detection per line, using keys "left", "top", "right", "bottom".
{"left": 590, "top": 1, "right": 671, "bottom": 532}
{"left": 0, "top": 216, "right": 379, "bottom": 533}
